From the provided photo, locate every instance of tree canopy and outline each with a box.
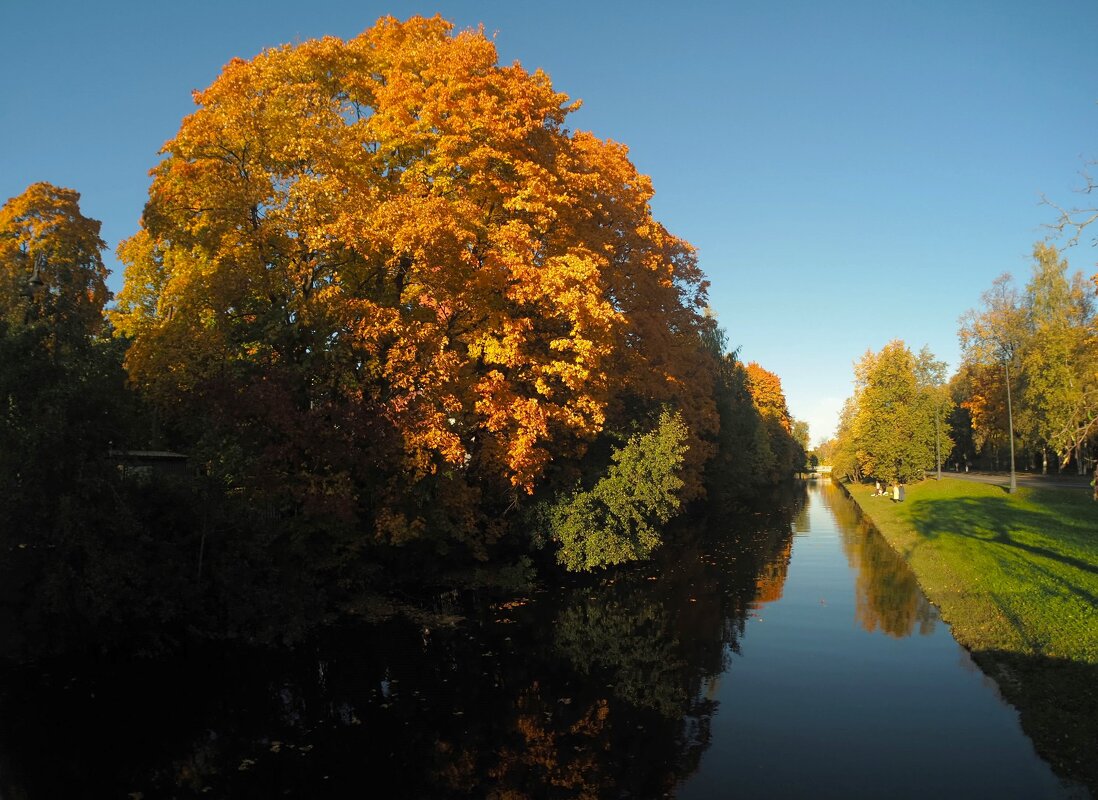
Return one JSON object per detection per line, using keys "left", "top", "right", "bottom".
{"left": 831, "top": 340, "right": 951, "bottom": 484}
{"left": 957, "top": 244, "right": 1096, "bottom": 472}
{"left": 0, "top": 182, "right": 110, "bottom": 343}
{"left": 540, "top": 411, "right": 689, "bottom": 571}
{"left": 112, "top": 15, "right": 717, "bottom": 552}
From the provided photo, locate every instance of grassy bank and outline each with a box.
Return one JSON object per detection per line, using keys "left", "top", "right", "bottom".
{"left": 843, "top": 477, "right": 1098, "bottom": 793}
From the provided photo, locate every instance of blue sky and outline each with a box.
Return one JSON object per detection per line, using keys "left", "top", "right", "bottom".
{"left": 3, "top": 0, "right": 1096, "bottom": 444}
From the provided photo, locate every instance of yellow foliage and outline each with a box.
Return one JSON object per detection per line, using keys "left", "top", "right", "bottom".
{"left": 113, "top": 15, "right": 714, "bottom": 515}
{"left": 1, "top": 183, "right": 109, "bottom": 340}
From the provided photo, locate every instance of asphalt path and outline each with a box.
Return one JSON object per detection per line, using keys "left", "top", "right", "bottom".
{"left": 939, "top": 469, "right": 1092, "bottom": 491}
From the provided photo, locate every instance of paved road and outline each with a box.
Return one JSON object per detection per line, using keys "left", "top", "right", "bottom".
{"left": 939, "top": 469, "right": 1091, "bottom": 491}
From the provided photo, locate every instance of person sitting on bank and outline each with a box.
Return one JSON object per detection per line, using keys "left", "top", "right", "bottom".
{"left": 874, "top": 480, "right": 884, "bottom": 496}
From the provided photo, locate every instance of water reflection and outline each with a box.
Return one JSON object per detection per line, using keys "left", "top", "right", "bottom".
{"left": 0, "top": 483, "right": 1072, "bottom": 798}
{"left": 819, "top": 483, "right": 939, "bottom": 638}
{"left": 0, "top": 489, "right": 804, "bottom": 798}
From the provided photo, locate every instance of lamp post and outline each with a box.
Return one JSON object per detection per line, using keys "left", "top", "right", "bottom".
{"left": 20, "top": 254, "right": 47, "bottom": 323}
{"left": 934, "top": 396, "right": 942, "bottom": 481}
{"left": 25, "top": 255, "right": 45, "bottom": 294}
{"left": 1003, "top": 357, "right": 1017, "bottom": 494}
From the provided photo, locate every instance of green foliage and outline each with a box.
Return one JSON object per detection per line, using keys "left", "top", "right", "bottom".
{"left": 914, "top": 345, "right": 955, "bottom": 476}
{"left": 699, "top": 339, "right": 812, "bottom": 503}
{"left": 555, "top": 593, "right": 688, "bottom": 717}
{"left": 705, "top": 352, "right": 774, "bottom": 497}
{"left": 855, "top": 343, "right": 923, "bottom": 482}
{"left": 0, "top": 323, "right": 140, "bottom": 536}
{"left": 541, "top": 411, "right": 689, "bottom": 571}
{"left": 791, "top": 419, "right": 810, "bottom": 453}
{"left": 1018, "top": 245, "right": 1095, "bottom": 466}
{"left": 832, "top": 340, "right": 950, "bottom": 484}
{"left": 830, "top": 397, "right": 862, "bottom": 482}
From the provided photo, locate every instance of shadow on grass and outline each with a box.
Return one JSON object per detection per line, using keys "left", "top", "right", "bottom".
{"left": 973, "top": 648, "right": 1098, "bottom": 796}
{"left": 906, "top": 495, "right": 1098, "bottom": 585}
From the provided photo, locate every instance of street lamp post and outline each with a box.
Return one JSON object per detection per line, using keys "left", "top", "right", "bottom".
{"left": 21, "top": 254, "right": 46, "bottom": 322}
{"left": 25, "top": 255, "right": 45, "bottom": 294}
{"left": 934, "top": 399, "right": 942, "bottom": 481}
{"left": 1004, "top": 358, "right": 1017, "bottom": 494}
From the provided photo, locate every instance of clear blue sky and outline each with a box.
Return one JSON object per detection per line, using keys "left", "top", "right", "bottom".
{"left": 3, "top": 0, "right": 1096, "bottom": 444}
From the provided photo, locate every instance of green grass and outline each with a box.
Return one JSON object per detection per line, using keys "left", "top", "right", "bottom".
{"left": 845, "top": 478, "right": 1098, "bottom": 792}
{"left": 848, "top": 478, "right": 1098, "bottom": 662}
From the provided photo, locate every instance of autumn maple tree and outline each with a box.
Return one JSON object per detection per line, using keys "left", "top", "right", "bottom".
{"left": 113, "top": 16, "right": 715, "bottom": 550}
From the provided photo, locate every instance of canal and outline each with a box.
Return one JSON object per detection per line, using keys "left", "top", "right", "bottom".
{"left": 0, "top": 481, "right": 1080, "bottom": 797}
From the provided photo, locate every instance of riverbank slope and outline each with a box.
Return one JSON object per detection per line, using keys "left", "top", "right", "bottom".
{"left": 842, "top": 477, "right": 1098, "bottom": 795}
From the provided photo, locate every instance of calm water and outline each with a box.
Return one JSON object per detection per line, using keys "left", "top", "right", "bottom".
{"left": 0, "top": 481, "right": 1080, "bottom": 798}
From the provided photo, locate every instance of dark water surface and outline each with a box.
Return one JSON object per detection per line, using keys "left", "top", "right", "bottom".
{"left": 0, "top": 482, "right": 1080, "bottom": 798}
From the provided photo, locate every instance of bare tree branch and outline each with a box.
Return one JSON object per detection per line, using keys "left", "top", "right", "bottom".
{"left": 1042, "top": 160, "right": 1098, "bottom": 249}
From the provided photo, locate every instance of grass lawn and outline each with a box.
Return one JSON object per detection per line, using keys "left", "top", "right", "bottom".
{"left": 844, "top": 477, "right": 1098, "bottom": 793}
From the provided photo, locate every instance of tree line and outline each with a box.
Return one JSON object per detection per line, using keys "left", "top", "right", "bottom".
{"left": 822, "top": 242, "right": 1097, "bottom": 486}
{"left": 0, "top": 16, "right": 807, "bottom": 655}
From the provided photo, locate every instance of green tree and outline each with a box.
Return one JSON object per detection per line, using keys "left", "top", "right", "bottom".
{"left": 946, "top": 367, "right": 979, "bottom": 469}
{"left": 0, "top": 186, "right": 131, "bottom": 535}
{"left": 705, "top": 352, "right": 775, "bottom": 500}
{"left": 791, "top": 418, "right": 811, "bottom": 469}
{"left": 814, "top": 437, "right": 837, "bottom": 467}
{"left": 914, "top": 346, "right": 954, "bottom": 480}
{"left": 830, "top": 397, "right": 862, "bottom": 482}
{"left": 539, "top": 411, "right": 689, "bottom": 571}
{"left": 1019, "top": 244, "right": 1096, "bottom": 472}
{"left": 849, "top": 341, "right": 940, "bottom": 484}
{"left": 0, "top": 189, "right": 175, "bottom": 657}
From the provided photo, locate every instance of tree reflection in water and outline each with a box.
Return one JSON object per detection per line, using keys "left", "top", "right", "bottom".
{"left": 820, "top": 482, "right": 938, "bottom": 638}
{"left": 0, "top": 488, "right": 806, "bottom": 798}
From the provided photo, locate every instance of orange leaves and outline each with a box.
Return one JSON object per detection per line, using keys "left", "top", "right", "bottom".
{"left": 957, "top": 361, "right": 1007, "bottom": 450}
{"left": 745, "top": 362, "right": 792, "bottom": 433}
{"left": 474, "top": 371, "right": 552, "bottom": 490}
{"left": 489, "top": 683, "right": 610, "bottom": 798}
{"left": 0, "top": 183, "right": 109, "bottom": 340}
{"left": 115, "top": 15, "right": 713, "bottom": 538}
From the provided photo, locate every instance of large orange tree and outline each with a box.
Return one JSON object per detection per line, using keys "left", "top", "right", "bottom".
{"left": 113, "top": 16, "right": 715, "bottom": 550}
